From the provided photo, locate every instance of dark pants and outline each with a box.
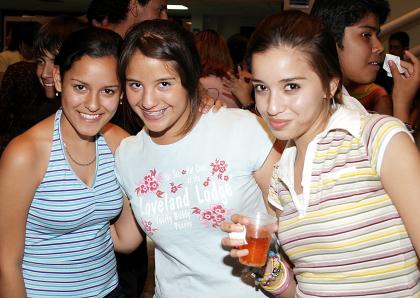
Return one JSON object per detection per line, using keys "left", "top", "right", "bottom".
{"left": 115, "top": 240, "right": 148, "bottom": 298}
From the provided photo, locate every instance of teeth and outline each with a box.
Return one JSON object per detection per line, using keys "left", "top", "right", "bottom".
{"left": 80, "top": 113, "right": 100, "bottom": 120}
{"left": 145, "top": 109, "right": 165, "bottom": 116}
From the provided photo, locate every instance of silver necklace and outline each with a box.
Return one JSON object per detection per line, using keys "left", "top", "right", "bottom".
{"left": 63, "top": 142, "right": 96, "bottom": 167}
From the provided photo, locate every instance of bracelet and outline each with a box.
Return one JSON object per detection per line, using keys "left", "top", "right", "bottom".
{"left": 251, "top": 251, "right": 291, "bottom": 296}
{"left": 404, "top": 122, "right": 415, "bottom": 134}
{"left": 241, "top": 102, "right": 255, "bottom": 110}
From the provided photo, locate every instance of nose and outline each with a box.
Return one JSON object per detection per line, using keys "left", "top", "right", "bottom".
{"left": 141, "top": 88, "right": 158, "bottom": 110}
{"left": 267, "top": 90, "right": 286, "bottom": 116}
{"left": 41, "top": 61, "right": 53, "bottom": 79}
{"left": 85, "top": 92, "right": 100, "bottom": 112}
{"left": 372, "top": 35, "right": 384, "bottom": 55}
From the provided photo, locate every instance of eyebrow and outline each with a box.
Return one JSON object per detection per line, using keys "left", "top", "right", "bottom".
{"left": 70, "top": 79, "right": 119, "bottom": 88}
{"left": 359, "top": 25, "right": 380, "bottom": 32}
{"left": 156, "top": 77, "right": 176, "bottom": 82}
{"left": 251, "top": 77, "right": 306, "bottom": 84}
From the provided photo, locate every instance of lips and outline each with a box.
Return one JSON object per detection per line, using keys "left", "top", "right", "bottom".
{"left": 269, "top": 118, "right": 289, "bottom": 130}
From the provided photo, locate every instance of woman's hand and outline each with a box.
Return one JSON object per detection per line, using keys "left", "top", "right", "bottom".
{"left": 390, "top": 50, "right": 420, "bottom": 123}
{"left": 221, "top": 214, "right": 279, "bottom": 258}
{"left": 223, "top": 66, "right": 254, "bottom": 108}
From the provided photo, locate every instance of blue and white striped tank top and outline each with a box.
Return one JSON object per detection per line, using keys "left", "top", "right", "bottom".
{"left": 23, "top": 109, "right": 123, "bottom": 297}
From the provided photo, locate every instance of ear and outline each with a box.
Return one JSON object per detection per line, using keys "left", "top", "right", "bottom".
{"left": 53, "top": 66, "right": 62, "bottom": 93}
{"left": 328, "top": 77, "right": 340, "bottom": 98}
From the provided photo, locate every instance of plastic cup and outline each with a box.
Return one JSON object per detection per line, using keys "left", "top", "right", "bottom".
{"left": 239, "top": 212, "right": 277, "bottom": 267}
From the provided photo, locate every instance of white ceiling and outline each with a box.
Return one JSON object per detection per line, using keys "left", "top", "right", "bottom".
{"left": 0, "top": 0, "right": 284, "bottom": 17}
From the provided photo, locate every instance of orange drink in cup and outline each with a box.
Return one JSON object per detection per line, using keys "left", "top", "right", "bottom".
{"left": 239, "top": 212, "right": 277, "bottom": 267}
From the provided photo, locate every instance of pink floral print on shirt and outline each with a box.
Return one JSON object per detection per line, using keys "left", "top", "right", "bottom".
{"left": 135, "top": 169, "right": 165, "bottom": 198}
{"left": 141, "top": 219, "right": 158, "bottom": 235}
{"left": 192, "top": 203, "right": 232, "bottom": 228}
{"left": 170, "top": 182, "right": 183, "bottom": 193}
{"left": 210, "top": 159, "right": 229, "bottom": 181}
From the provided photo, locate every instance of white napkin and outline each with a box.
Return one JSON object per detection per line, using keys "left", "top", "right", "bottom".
{"left": 383, "top": 54, "right": 405, "bottom": 77}
{"left": 228, "top": 224, "right": 248, "bottom": 244}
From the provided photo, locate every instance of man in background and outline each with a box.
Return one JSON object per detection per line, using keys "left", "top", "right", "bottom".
{"left": 388, "top": 31, "right": 410, "bottom": 60}
{"left": 87, "top": 0, "right": 167, "bottom": 37}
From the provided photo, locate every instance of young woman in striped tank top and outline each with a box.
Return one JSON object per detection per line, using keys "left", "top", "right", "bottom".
{"left": 0, "top": 27, "right": 140, "bottom": 297}
{"left": 222, "top": 11, "right": 420, "bottom": 297}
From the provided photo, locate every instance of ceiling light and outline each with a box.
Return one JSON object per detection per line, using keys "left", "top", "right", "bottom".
{"left": 168, "top": 5, "right": 188, "bottom": 10}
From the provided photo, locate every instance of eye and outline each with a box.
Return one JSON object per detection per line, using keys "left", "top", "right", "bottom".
{"left": 127, "top": 81, "right": 142, "bottom": 90}
{"left": 253, "top": 84, "right": 268, "bottom": 93}
{"left": 102, "top": 88, "right": 116, "bottom": 96}
{"left": 362, "top": 32, "right": 372, "bottom": 39}
{"left": 158, "top": 81, "right": 171, "bottom": 89}
{"left": 284, "top": 83, "right": 300, "bottom": 91}
{"left": 73, "top": 84, "right": 86, "bottom": 92}
{"left": 36, "top": 58, "right": 45, "bottom": 65}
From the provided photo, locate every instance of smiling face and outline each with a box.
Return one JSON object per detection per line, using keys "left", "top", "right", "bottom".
{"left": 36, "top": 50, "right": 56, "bottom": 99}
{"left": 337, "top": 13, "right": 384, "bottom": 85}
{"left": 252, "top": 46, "right": 337, "bottom": 146}
{"left": 125, "top": 50, "right": 191, "bottom": 144}
{"left": 54, "top": 55, "right": 121, "bottom": 140}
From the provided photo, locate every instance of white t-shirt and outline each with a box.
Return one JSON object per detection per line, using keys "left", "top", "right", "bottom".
{"left": 115, "top": 108, "right": 274, "bottom": 298}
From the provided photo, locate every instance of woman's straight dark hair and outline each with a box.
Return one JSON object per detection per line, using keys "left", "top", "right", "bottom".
{"left": 246, "top": 10, "right": 343, "bottom": 102}
{"left": 54, "top": 27, "right": 122, "bottom": 78}
{"left": 119, "top": 19, "right": 202, "bottom": 136}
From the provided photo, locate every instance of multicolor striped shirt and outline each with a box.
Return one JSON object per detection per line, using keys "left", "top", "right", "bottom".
{"left": 23, "top": 109, "right": 123, "bottom": 297}
{"left": 269, "top": 106, "right": 420, "bottom": 297}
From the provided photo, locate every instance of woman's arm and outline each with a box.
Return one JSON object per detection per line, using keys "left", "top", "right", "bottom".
{"left": 110, "top": 196, "right": 144, "bottom": 254}
{"left": 380, "top": 132, "right": 420, "bottom": 255}
{"left": 103, "top": 125, "right": 144, "bottom": 254}
{"left": 0, "top": 136, "right": 46, "bottom": 297}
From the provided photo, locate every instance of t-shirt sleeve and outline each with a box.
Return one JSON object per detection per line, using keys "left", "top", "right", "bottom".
{"left": 114, "top": 143, "right": 128, "bottom": 198}
{"left": 363, "top": 114, "right": 413, "bottom": 175}
{"left": 241, "top": 111, "right": 276, "bottom": 171}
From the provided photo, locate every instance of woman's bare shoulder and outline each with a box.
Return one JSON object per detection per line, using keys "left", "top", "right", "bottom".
{"left": 0, "top": 116, "right": 55, "bottom": 180}
{"left": 101, "top": 123, "right": 130, "bottom": 155}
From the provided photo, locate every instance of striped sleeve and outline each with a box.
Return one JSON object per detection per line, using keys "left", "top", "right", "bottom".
{"left": 362, "top": 114, "right": 413, "bottom": 175}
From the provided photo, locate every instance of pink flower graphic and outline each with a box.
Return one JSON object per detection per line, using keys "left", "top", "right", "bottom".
{"left": 192, "top": 203, "right": 232, "bottom": 229}
{"left": 170, "top": 182, "right": 183, "bottom": 193}
{"left": 210, "top": 159, "right": 229, "bottom": 181}
{"left": 203, "top": 177, "right": 210, "bottom": 187}
{"left": 200, "top": 210, "right": 215, "bottom": 222}
{"left": 212, "top": 204, "right": 226, "bottom": 215}
{"left": 135, "top": 169, "right": 165, "bottom": 198}
{"left": 149, "top": 181, "right": 159, "bottom": 191}
{"left": 141, "top": 219, "right": 158, "bottom": 235}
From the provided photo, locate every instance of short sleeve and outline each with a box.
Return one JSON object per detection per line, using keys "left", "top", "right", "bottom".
{"left": 240, "top": 111, "right": 276, "bottom": 171}
{"left": 362, "top": 114, "right": 413, "bottom": 175}
{"left": 114, "top": 145, "right": 128, "bottom": 198}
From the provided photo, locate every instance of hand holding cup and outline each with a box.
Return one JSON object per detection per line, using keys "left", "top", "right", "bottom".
{"left": 221, "top": 212, "right": 278, "bottom": 267}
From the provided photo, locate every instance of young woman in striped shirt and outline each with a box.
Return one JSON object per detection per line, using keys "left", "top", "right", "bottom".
{"left": 222, "top": 10, "right": 420, "bottom": 297}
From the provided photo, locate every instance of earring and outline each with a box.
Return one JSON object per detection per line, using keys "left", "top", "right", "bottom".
{"left": 55, "top": 92, "right": 60, "bottom": 97}
{"left": 331, "top": 96, "right": 337, "bottom": 110}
